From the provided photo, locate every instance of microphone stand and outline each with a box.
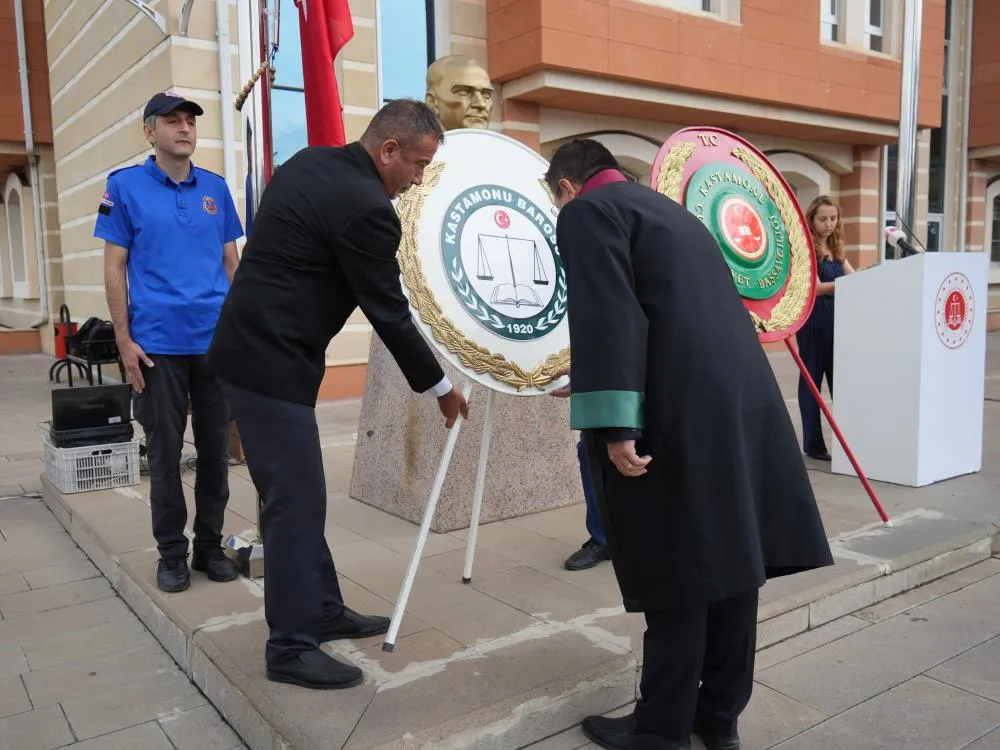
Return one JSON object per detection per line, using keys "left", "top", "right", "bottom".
{"left": 890, "top": 213, "right": 929, "bottom": 260}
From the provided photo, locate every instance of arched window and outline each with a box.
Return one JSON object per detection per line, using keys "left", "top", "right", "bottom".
{"left": 765, "top": 152, "right": 832, "bottom": 210}
{"left": 987, "top": 177, "right": 1000, "bottom": 266}
{"left": 4, "top": 174, "right": 29, "bottom": 299}
{"left": 547, "top": 132, "right": 659, "bottom": 186}
{"left": 378, "top": 0, "right": 435, "bottom": 103}
{"left": 0, "top": 193, "right": 8, "bottom": 298}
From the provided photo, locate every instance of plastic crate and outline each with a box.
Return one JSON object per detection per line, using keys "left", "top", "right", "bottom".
{"left": 42, "top": 433, "right": 141, "bottom": 494}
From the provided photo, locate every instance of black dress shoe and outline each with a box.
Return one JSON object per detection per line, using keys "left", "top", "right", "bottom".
{"left": 806, "top": 451, "right": 831, "bottom": 461}
{"left": 693, "top": 718, "right": 741, "bottom": 750}
{"left": 564, "top": 539, "right": 609, "bottom": 571}
{"left": 157, "top": 558, "right": 190, "bottom": 593}
{"left": 266, "top": 648, "right": 363, "bottom": 690}
{"left": 581, "top": 715, "right": 691, "bottom": 750}
{"left": 191, "top": 548, "right": 240, "bottom": 582}
{"left": 321, "top": 607, "right": 390, "bottom": 641}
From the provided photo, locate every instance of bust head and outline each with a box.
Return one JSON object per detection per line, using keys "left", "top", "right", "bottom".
{"left": 425, "top": 55, "right": 495, "bottom": 132}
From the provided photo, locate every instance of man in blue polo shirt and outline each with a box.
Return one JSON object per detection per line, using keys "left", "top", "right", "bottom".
{"left": 96, "top": 92, "right": 244, "bottom": 593}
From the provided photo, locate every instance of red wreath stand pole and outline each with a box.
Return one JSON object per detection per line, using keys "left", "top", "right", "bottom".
{"left": 783, "top": 338, "right": 891, "bottom": 526}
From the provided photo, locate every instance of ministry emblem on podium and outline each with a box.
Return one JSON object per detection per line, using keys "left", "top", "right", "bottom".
{"left": 935, "top": 272, "right": 975, "bottom": 349}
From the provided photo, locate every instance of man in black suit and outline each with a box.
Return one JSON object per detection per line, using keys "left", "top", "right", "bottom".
{"left": 208, "top": 99, "right": 469, "bottom": 690}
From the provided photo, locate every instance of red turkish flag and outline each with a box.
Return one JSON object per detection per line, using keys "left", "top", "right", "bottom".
{"left": 294, "top": 0, "right": 354, "bottom": 147}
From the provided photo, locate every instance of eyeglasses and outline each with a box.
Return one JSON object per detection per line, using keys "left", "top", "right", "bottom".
{"left": 540, "top": 175, "right": 560, "bottom": 216}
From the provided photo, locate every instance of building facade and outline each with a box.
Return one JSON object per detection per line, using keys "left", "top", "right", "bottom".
{"left": 5, "top": 0, "right": 998, "bottom": 386}
{"left": 0, "top": 0, "right": 59, "bottom": 349}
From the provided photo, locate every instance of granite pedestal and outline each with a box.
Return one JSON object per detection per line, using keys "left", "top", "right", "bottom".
{"left": 350, "top": 336, "right": 584, "bottom": 533}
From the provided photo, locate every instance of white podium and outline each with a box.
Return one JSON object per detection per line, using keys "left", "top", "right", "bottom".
{"left": 830, "top": 251, "right": 989, "bottom": 487}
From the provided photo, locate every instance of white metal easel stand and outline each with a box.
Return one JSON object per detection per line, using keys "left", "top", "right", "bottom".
{"left": 383, "top": 380, "right": 496, "bottom": 652}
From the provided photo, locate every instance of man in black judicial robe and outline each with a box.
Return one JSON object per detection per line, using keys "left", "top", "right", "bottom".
{"left": 207, "top": 100, "right": 469, "bottom": 690}
{"left": 545, "top": 139, "right": 834, "bottom": 750}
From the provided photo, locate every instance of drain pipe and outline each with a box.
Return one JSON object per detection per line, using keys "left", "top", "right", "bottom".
{"left": 957, "top": 0, "right": 974, "bottom": 253}
{"left": 14, "top": 0, "right": 49, "bottom": 331}
{"left": 217, "top": 0, "right": 238, "bottom": 207}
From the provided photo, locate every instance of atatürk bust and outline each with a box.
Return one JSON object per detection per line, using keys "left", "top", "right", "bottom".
{"left": 425, "top": 55, "right": 495, "bottom": 132}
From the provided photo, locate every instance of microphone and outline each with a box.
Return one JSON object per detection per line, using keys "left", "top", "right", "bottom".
{"left": 885, "top": 227, "right": 923, "bottom": 258}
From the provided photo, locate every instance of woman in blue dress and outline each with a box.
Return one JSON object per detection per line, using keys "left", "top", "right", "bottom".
{"left": 796, "top": 196, "right": 855, "bottom": 460}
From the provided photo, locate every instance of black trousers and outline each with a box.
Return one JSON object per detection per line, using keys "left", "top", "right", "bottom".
{"left": 634, "top": 589, "right": 758, "bottom": 742}
{"left": 218, "top": 379, "right": 345, "bottom": 666}
{"left": 133, "top": 354, "right": 231, "bottom": 560}
{"left": 796, "top": 316, "right": 834, "bottom": 456}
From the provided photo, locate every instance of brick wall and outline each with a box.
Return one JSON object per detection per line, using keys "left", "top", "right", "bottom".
{"left": 965, "top": 160, "right": 989, "bottom": 252}
{"left": 839, "top": 146, "right": 882, "bottom": 269}
{"left": 501, "top": 99, "right": 540, "bottom": 151}
{"left": 0, "top": 0, "right": 52, "bottom": 144}
{"left": 486, "top": 0, "right": 945, "bottom": 129}
{"left": 969, "top": 0, "right": 1000, "bottom": 150}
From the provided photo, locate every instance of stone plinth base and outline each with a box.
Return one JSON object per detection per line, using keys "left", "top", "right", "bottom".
{"left": 350, "top": 336, "right": 583, "bottom": 533}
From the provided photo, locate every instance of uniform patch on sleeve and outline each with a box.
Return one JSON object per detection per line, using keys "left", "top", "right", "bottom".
{"left": 98, "top": 191, "right": 113, "bottom": 215}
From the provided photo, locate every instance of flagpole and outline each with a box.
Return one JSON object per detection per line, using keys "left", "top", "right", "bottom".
{"left": 895, "top": 0, "right": 923, "bottom": 256}
{"left": 258, "top": 0, "right": 275, "bottom": 181}
{"left": 236, "top": 0, "right": 270, "bottom": 212}
{"left": 224, "top": 0, "right": 272, "bottom": 580}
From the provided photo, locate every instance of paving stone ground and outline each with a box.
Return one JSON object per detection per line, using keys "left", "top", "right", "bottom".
{"left": 534, "top": 557, "right": 1000, "bottom": 750}
{"left": 1, "top": 340, "right": 998, "bottom": 749}
{"left": 4, "top": 473, "right": 999, "bottom": 750}
{"left": 0, "top": 489, "right": 246, "bottom": 749}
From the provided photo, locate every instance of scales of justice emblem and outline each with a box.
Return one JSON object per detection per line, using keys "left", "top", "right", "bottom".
{"left": 395, "top": 128, "right": 570, "bottom": 396}
{"left": 445, "top": 189, "right": 565, "bottom": 343}
{"left": 475, "top": 208, "right": 550, "bottom": 310}
{"left": 935, "top": 272, "right": 975, "bottom": 350}
{"left": 720, "top": 197, "right": 766, "bottom": 260}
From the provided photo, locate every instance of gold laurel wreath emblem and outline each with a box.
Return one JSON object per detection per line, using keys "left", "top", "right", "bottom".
{"left": 655, "top": 142, "right": 812, "bottom": 335}
{"left": 655, "top": 142, "right": 695, "bottom": 203}
{"left": 396, "top": 162, "right": 570, "bottom": 392}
